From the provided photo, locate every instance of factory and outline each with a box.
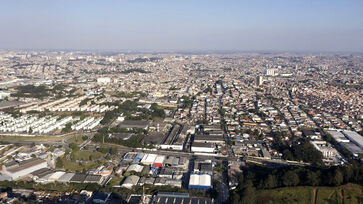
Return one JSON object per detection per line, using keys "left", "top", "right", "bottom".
{"left": 120, "top": 152, "right": 188, "bottom": 190}
{"left": 188, "top": 174, "right": 212, "bottom": 189}
{"left": 328, "top": 130, "right": 363, "bottom": 157}
{"left": 191, "top": 142, "right": 216, "bottom": 153}
{"left": 151, "top": 192, "right": 213, "bottom": 204}
{"left": 342, "top": 130, "right": 363, "bottom": 149}
{"left": 1, "top": 158, "right": 48, "bottom": 180}
{"left": 159, "top": 124, "right": 191, "bottom": 151}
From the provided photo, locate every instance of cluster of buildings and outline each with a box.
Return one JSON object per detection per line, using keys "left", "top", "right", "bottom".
{"left": 20, "top": 96, "right": 115, "bottom": 113}
{"left": 0, "top": 112, "right": 102, "bottom": 134}
{"left": 328, "top": 130, "right": 363, "bottom": 157}
{"left": 117, "top": 152, "right": 190, "bottom": 189}
{"left": 0, "top": 50, "right": 362, "bottom": 202}
{"left": 0, "top": 144, "right": 111, "bottom": 186}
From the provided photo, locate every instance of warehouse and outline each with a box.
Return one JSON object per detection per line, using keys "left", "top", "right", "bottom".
{"left": 58, "top": 172, "right": 75, "bottom": 183}
{"left": 191, "top": 142, "right": 215, "bottom": 153}
{"left": 327, "top": 131, "right": 350, "bottom": 143}
{"left": 122, "top": 175, "right": 140, "bottom": 189}
{"left": 165, "top": 179, "right": 182, "bottom": 188}
{"left": 141, "top": 154, "right": 157, "bottom": 165}
{"left": 151, "top": 192, "right": 213, "bottom": 204}
{"left": 84, "top": 174, "right": 104, "bottom": 184}
{"left": 126, "top": 164, "right": 144, "bottom": 173}
{"left": 70, "top": 173, "right": 87, "bottom": 183}
{"left": 30, "top": 168, "right": 53, "bottom": 180}
{"left": 132, "top": 153, "right": 145, "bottom": 164}
{"left": 153, "top": 155, "right": 165, "bottom": 168}
{"left": 188, "top": 174, "right": 212, "bottom": 189}
{"left": 118, "top": 120, "right": 149, "bottom": 130}
{"left": 342, "top": 131, "right": 363, "bottom": 149}
{"left": 47, "top": 171, "right": 66, "bottom": 182}
{"left": 2, "top": 158, "right": 48, "bottom": 180}
{"left": 164, "top": 156, "right": 180, "bottom": 167}
{"left": 123, "top": 152, "right": 137, "bottom": 161}
{"left": 194, "top": 134, "right": 224, "bottom": 144}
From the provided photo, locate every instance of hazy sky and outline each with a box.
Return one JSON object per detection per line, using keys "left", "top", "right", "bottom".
{"left": 1, "top": 0, "right": 363, "bottom": 52}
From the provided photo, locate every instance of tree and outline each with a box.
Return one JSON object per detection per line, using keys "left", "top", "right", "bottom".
{"left": 282, "top": 170, "right": 299, "bottom": 187}
{"left": 56, "top": 157, "right": 64, "bottom": 168}
{"left": 305, "top": 171, "right": 320, "bottom": 186}
{"left": 69, "top": 143, "right": 80, "bottom": 151}
{"left": 264, "top": 174, "right": 278, "bottom": 189}
{"left": 333, "top": 169, "right": 343, "bottom": 186}
{"left": 240, "top": 180, "right": 256, "bottom": 204}
{"left": 342, "top": 165, "right": 354, "bottom": 183}
{"left": 282, "top": 149, "right": 294, "bottom": 160}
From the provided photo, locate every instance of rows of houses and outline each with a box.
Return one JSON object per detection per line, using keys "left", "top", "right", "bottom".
{"left": 0, "top": 112, "right": 102, "bottom": 134}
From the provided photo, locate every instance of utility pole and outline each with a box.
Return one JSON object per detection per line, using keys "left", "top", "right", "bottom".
{"left": 142, "top": 185, "right": 145, "bottom": 204}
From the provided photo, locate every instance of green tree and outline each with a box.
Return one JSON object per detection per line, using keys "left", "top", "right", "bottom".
{"left": 305, "top": 171, "right": 320, "bottom": 186}
{"left": 264, "top": 174, "right": 278, "bottom": 189}
{"left": 56, "top": 157, "right": 64, "bottom": 168}
{"left": 69, "top": 143, "right": 80, "bottom": 151}
{"left": 333, "top": 169, "right": 343, "bottom": 186}
{"left": 282, "top": 149, "right": 294, "bottom": 160}
{"left": 240, "top": 180, "right": 256, "bottom": 204}
{"left": 282, "top": 170, "right": 300, "bottom": 187}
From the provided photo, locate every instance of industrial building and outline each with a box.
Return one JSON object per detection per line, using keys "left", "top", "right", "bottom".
{"left": 122, "top": 175, "right": 140, "bottom": 189}
{"left": 118, "top": 120, "right": 149, "bottom": 130}
{"left": 2, "top": 158, "right": 48, "bottom": 180}
{"left": 342, "top": 131, "right": 363, "bottom": 149}
{"left": 153, "top": 155, "right": 165, "bottom": 168}
{"left": 188, "top": 174, "right": 212, "bottom": 189}
{"left": 327, "top": 130, "right": 363, "bottom": 157}
{"left": 328, "top": 131, "right": 350, "bottom": 143}
{"left": 191, "top": 142, "right": 215, "bottom": 153}
{"left": 151, "top": 192, "right": 213, "bottom": 204}
{"left": 126, "top": 164, "right": 144, "bottom": 173}
{"left": 141, "top": 154, "right": 157, "bottom": 165}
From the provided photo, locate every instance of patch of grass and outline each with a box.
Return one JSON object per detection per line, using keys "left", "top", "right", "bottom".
{"left": 67, "top": 135, "right": 86, "bottom": 144}
{"left": 316, "top": 187, "right": 342, "bottom": 204}
{"left": 254, "top": 184, "right": 363, "bottom": 204}
{"left": 72, "top": 150, "right": 105, "bottom": 161}
{"left": 0, "top": 135, "right": 65, "bottom": 142}
{"left": 256, "top": 186, "right": 313, "bottom": 204}
{"left": 343, "top": 184, "right": 363, "bottom": 204}
{"left": 107, "top": 177, "right": 123, "bottom": 187}
{"left": 62, "top": 158, "right": 104, "bottom": 172}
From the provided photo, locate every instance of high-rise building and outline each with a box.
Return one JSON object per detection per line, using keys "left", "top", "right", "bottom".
{"left": 256, "top": 76, "right": 263, "bottom": 86}
{"left": 266, "top": 68, "right": 277, "bottom": 76}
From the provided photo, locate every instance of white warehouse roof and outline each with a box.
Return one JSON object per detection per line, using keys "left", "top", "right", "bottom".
{"left": 126, "top": 164, "right": 144, "bottom": 173}
{"left": 342, "top": 131, "right": 363, "bottom": 149}
{"left": 189, "top": 174, "right": 211, "bottom": 187}
{"left": 141, "top": 154, "right": 157, "bottom": 165}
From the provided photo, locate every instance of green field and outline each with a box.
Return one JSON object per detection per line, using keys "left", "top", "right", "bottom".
{"left": 61, "top": 157, "right": 104, "bottom": 172}
{"left": 254, "top": 184, "right": 362, "bottom": 204}
{"left": 67, "top": 135, "right": 86, "bottom": 144}
{"left": 72, "top": 150, "right": 105, "bottom": 161}
{"left": 57, "top": 150, "right": 106, "bottom": 172}
{"left": 0, "top": 135, "right": 66, "bottom": 142}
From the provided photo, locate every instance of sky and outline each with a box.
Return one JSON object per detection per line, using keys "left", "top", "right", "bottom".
{"left": 0, "top": 0, "right": 363, "bottom": 52}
